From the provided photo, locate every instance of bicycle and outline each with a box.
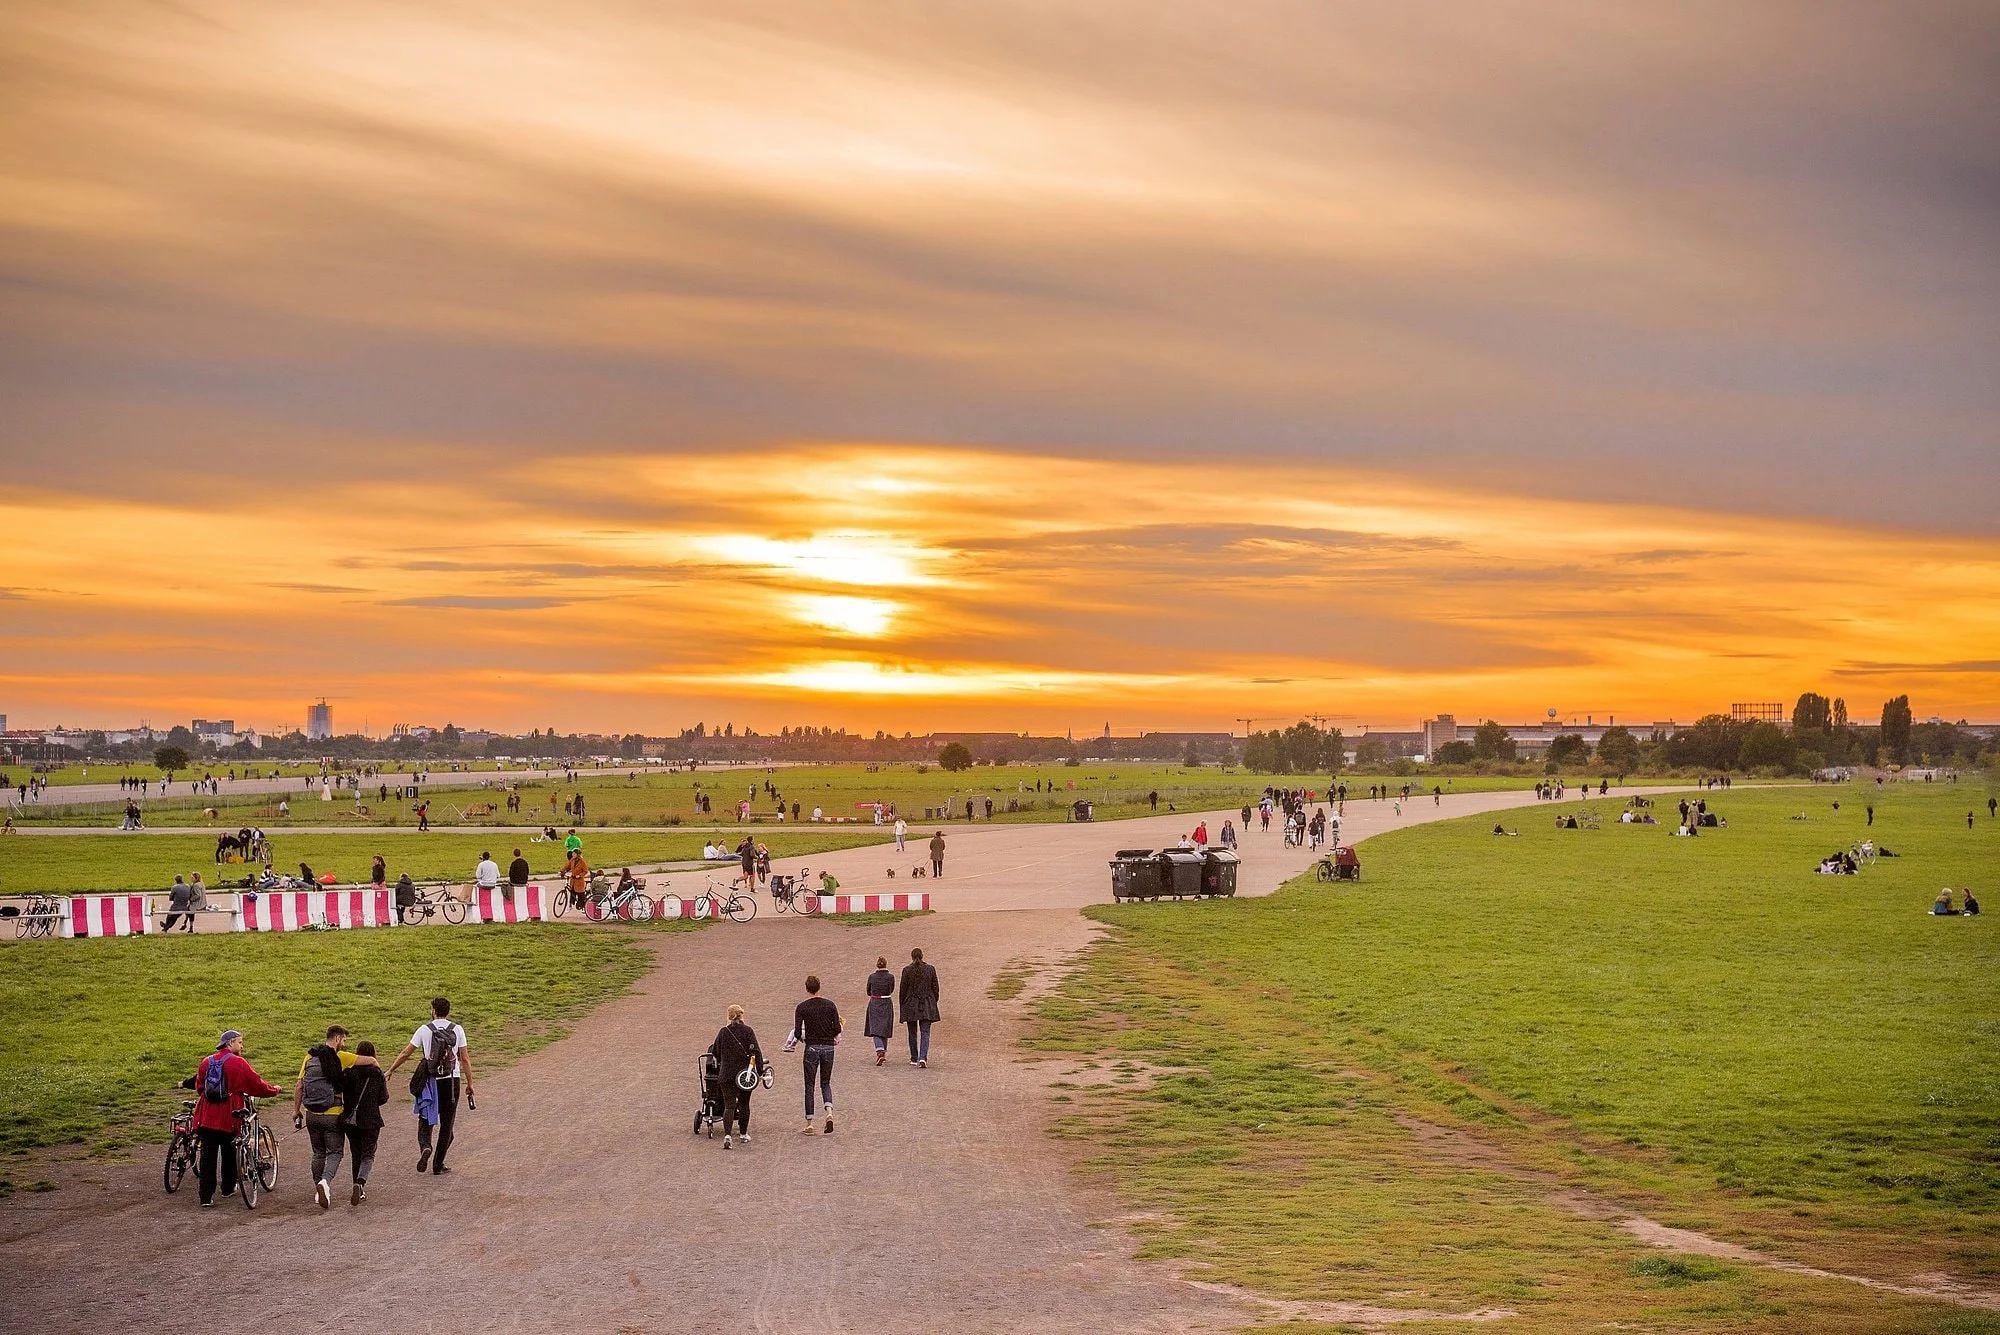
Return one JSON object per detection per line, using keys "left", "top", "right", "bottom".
{"left": 11, "top": 893, "right": 61, "bottom": 939}
{"left": 400, "top": 881, "right": 467, "bottom": 925}
{"left": 693, "top": 879, "right": 758, "bottom": 923}
{"left": 234, "top": 1096, "right": 279, "bottom": 1208}
{"left": 163, "top": 1101, "right": 198, "bottom": 1193}
{"left": 584, "top": 874, "right": 653, "bottom": 923}
{"left": 768, "top": 869, "right": 811, "bottom": 914}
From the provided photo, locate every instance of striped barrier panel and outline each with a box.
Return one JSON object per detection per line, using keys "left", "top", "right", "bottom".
{"left": 801, "top": 893, "right": 929, "bottom": 915}
{"left": 236, "top": 889, "right": 397, "bottom": 932}
{"left": 63, "top": 895, "right": 152, "bottom": 938}
{"left": 469, "top": 885, "right": 544, "bottom": 924}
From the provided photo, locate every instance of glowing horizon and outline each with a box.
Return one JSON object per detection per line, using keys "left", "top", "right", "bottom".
{"left": 2, "top": 4, "right": 1995, "bottom": 734}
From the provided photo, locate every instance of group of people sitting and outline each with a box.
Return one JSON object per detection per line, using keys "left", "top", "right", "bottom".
{"left": 1932, "top": 888, "right": 1981, "bottom": 916}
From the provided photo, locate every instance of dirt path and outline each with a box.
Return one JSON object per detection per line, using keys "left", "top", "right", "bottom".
{"left": 0, "top": 911, "right": 1251, "bottom": 1334}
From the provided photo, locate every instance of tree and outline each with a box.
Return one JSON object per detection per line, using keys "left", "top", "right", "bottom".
{"left": 938, "top": 742, "right": 973, "bottom": 772}
{"left": 1792, "top": 692, "right": 1831, "bottom": 733}
{"left": 1434, "top": 740, "right": 1476, "bottom": 765}
{"left": 1736, "top": 721, "right": 1797, "bottom": 772}
{"left": 1353, "top": 736, "right": 1389, "bottom": 767}
{"left": 1472, "top": 720, "right": 1516, "bottom": 762}
{"left": 440, "top": 723, "right": 461, "bottom": 746}
{"left": 1832, "top": 697, "right": 1848, "bottom": 727}
{"left": 1547, "top": 734, "right": 1590, "bottom": 767}
{"left": 1879, "top": 695, "right": 1912, "bottom": 765}
{"left": 1182, "top": 740, "right": 1202, "bottom": 767}
{"left": 1595, "top": 726, "right": 1639, "bottom": 773}
{"left": 153, "top": 746, "right": 190, "bottom": 777}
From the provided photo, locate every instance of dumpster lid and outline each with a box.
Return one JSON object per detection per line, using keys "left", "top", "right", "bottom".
{"left": 1159, "top": 849, "right": 1204, "bottom": 864}
{"left": 1112, "top": 849, "right": 1155, "bottom": 859}
{"left": 1201, "top": 848, "right": 1240, "bottom": 864}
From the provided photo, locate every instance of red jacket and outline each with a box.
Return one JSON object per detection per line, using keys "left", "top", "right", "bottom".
{"left": 190, "top": 1051, "right": 282, "bottom": 1133}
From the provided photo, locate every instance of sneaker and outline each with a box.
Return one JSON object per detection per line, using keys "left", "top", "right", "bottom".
{"left": 919, "top": 1059, "right": 927, "bottom": 1068}
{"left": 824, "top": 1115, "right": 834, "bottom": 1134}
{"left": 875, "top": 1051, "right": 886, "bottom": 1066}
{"left": 351, "top": 1182, "right": 365, "bottom": 1206}
{"left": 910, "top": 1059, "right": 919, "bottom": 1066}
{"left": 201, "top": 1200, "right": 215, "bottom": 1209}
{"left": 723, "top": 1135, "right": 733, "bottom": 1149}
{"left": 799, "top": 1123, "right": 816, "bottom": 1134}
{"left": 220, "top": 1187, "right": 235, "bottom": 1198}
{"left": 433, "top": 1165, "right": 451, "bottom": 1176}
{"left": 315, "top": 1179, "right": 330, "bottom": 1209}
{"left": 739, "top": 1133, "right": 750, "bottom": 1143}
{"left": 416, "top": 1148, "right": 432, "bottom": 1173}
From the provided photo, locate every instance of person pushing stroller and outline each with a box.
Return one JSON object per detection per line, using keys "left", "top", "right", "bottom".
{"left": 709, "top": 1004, "right": 768, "bottom": 1150}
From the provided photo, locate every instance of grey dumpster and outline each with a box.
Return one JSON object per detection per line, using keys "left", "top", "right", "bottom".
{"left": 1071, "top": 799, "right": 1095, "bottom": 822}
{"left": 1200, "top": 848, "right": 1240, "bottom": 897}
{"left": 1109, "top": 850, "right": 1161, "bottom": 900}
{"left": 1159, "top": 849, "right": 1205, "bottom": 898}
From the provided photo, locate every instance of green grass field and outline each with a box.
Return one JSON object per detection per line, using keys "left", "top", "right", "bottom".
{"left": 0, "top": 829, "right": 889, "bottom": 897}
{"left": 1025, "top": 782, "right": 2000, "bottom": 1333}
{"left": 13, "top": 762, "right": 1543, "bottom": 828}
{"left": 0, "top": 925, "right": 664, "bottom": 1161}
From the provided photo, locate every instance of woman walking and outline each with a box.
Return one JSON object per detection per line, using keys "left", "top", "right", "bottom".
{"left": 864, "top": 956, "right": 896, "bottom": 1065}
{"left": 711, "top": 1004, "right": 765, "bottom": 1150}
{"left": 898, "top": 948, "right": 941, "bottom": 1068}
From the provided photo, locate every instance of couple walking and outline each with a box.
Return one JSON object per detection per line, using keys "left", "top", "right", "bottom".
{"left": 866, "top": 948, "right": 941, "bottom": 1066}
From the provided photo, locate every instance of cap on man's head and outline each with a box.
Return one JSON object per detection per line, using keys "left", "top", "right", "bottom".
{"left": 217, "top": 1029, "right": 243, "bottom": 1049}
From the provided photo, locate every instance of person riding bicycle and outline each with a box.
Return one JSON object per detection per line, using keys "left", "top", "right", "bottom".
{"left": 179, "top": 1029, "right": 283, "bottom": 1208}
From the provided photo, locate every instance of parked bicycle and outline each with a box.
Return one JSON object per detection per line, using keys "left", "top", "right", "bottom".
{"left": 693, "top": 879, "right": 758, "bottom": 923}
{"left": 9, "top": 893, "right": 61, "bottom": 939}
{"left": 767, "top": 869, "right": 814, "bottom": 914}
{"left": 162, "top": 1101, "right": 198, "bottom": 1194}
{"left": 585, "top": 873, "right": 653, "bottom": 923}
{"left": 400, "top": 881, "right": 467, "bottom": 925}
{"left": 234, "top": 1095, "right": 280, "bottom": 1208}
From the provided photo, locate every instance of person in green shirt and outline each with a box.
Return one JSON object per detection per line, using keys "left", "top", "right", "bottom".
{"left": 563, "top": 828, "right": 582, "bottom": 858}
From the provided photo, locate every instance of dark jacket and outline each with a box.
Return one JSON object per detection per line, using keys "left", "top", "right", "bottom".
{"left": 339, "top": 1061, "right": 390, "bottom": 1131}
{"left": 507, "top": 857, "right": 531, "bottom": 886}
{"left": 864, "top": 968, "right": 896, "bottom": 1039}
{"left": 791, "top": 996, "right": 842, "bottom": 1046}
{"left": 713, "top": 1020, "right": 764, "bottom": 1082}
{"left": 898, "top": 960, "right": 941, "bottom": 1025}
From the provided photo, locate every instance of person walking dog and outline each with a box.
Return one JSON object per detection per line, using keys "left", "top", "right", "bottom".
{"left": 386, "top": 997, "right": 474, "bottom": 1176}
{"left": 786, "top": 975, "right": 842, "bottom": 1134}
{"left": 899, "top": 948, "right": 941, "bottom": 1067}
{"left": 864, "top": 955, "right": 896, "bottom": 1064}
{"left": 928, "top": 830, "right": 946, "bottom": 878}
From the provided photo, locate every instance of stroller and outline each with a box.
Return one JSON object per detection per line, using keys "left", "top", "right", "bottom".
{"left": 694, "top": 1049, "right": 725, "bottom": 1138}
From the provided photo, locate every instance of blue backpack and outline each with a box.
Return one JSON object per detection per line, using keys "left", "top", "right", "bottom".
{"left": 201, "top": 1053, "right": 230, "bottom": 1104}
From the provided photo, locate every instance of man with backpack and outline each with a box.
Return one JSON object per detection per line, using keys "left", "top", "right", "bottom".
{"left": 291, "top": 1024, "right": 383, "bottom": 1210}
{"left": 181, "top": 1030, "right": 284, "bottom": 1207}
{"left": 386, "top": 998, "right": 475, "bottom": 1175}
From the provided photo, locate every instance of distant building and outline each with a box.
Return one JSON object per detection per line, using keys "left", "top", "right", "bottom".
{"left": 0, "top": 713, "right": 6, "bottom": 733}
{"left": 390, "top": 723, "right": 411, "bottom": 738}
{"left": 192, "top": 719, "right": 235, "bottom": 739}
{"left": 307, "top": 700, "right": 333, "bottom": 741}
{"left": 1422, "top": 715, "right": 1457, "bottom": 758}
{"left": 1731, "top": 702, "right": 1785, "bottom": 724}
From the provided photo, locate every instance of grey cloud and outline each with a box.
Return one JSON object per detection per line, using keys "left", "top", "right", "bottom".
{"left": 384, "top": 595, "right": 572, "bottom": 610}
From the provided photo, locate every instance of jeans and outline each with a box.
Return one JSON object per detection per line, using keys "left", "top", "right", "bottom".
{"left": 905, "top": 1019, "right": 932, "bottom": 1062}
{"left": 418, "top": 1077, "right": 459, "bottom": 1170}
{"left": 803, "top": 1044, "right": 835, "bottom": 1117}
{"left": 344, "top": 1125, "right": 380, "bottom": 1183}
{"left": 197, "top": 1127, "right": 237, "bottom": 1203}
{"left": 306, "top": 1111, "right": 344, "bottom": 1184}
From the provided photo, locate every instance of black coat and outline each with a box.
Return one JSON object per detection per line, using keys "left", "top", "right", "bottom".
{"left": 864, "top": 968, "right": 896, "bottom": 1039}
{"left": 713, "top": 1020, "right": 764, "bottom": 1082}
{"left": 339, "top": 1061, "right": 389, "bottom": 1131}
{"left": 898, "top": 961, "right": 941, "bottom": 1025}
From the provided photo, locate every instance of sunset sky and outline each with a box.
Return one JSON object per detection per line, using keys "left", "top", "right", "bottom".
{"left": 3, "top": 2, "right": 1997, "bottom": 735}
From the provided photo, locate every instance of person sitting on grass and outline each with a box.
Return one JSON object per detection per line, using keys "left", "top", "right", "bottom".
{"left": 1964, "top": 890, "right": 1981, "bottom": 916}
{"left": 1933, "top": 888, "right": 1959, "bottom": 916}
{"left": 1490, "top": 824, "right": 1518, "bottom": 837}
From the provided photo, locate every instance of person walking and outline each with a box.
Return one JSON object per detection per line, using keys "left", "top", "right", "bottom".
{"left": 786, "top": 975, "right": 842, "bottom": 1134}
{"left": 928, "top": 830, "right": 946, "bottom": 878}
{"left": 864, "top": 955, "right": 896, "bottom": 1065}
{"left": 898, "top": 947, "right": 941, "bottom": 1067}
{"left": 338, "top": 1040, "right": 390, "bottom": 1205}
{"left": 182, "top": 1030, "right": 283, "bottom": 1207}
{"left": 291, "top": 1024, "right": 373, "bottom": 1210}
{"left": 894, "top": 816, "right": 907, "bottom": 854}
{"left": 736, "top": 834, "right": 758, "bottom": 893}
{"left": 712, "top": 1004, "right": 765, "bottom": 1149}
{"left": 386, "top": 997, "right": 474, "bottom": 1176}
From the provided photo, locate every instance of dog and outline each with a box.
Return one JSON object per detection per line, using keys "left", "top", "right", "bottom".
{"left": 911, "top": 865, "right": 927, "bottom": 879}
{"left": 886, "top": 868, "right": 897, "bottom": 878}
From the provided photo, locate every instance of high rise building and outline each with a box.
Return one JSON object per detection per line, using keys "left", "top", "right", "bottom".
{"left": 1422, "top": 714, "right": 1458, "bottom": 757}
{"left": 307, "top": 699, "right": 333, "bottom": 741}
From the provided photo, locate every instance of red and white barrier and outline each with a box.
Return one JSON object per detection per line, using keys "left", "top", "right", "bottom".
{"left": 800, "top": 893, "right": 929, "bottom": 915}
{"left": 470, "top": 885, "right": 544, "bottom": 924}
{"left": 236, "top": 889, "right": 397, "bottom": 932}
{"left": 63, "top": 895, "right": 152, "bottom": 938}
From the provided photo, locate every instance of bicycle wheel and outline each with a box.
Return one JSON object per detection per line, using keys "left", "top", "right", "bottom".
{"left": 401, "top": 902, "right": 426, "bottom": 926}
{"left": 441, "top": 895, "right": 467, "bottom": 925}
{"left": 551, "top": 888, "right": 570, "bottom": 918}
{"left": 256, "top": 1124, "right": 279, "bottom": 1189}
{"left": 725, "top": 894, "right": 757, "bottom": 924}
{"left": 655, "top": 893, "right": 682, "bottom": 920}
{"left": 163, "top": 1136, "right": 188, "bottom": 1193}
{"left": 625, "top": 894, "right": 654, "bottom": 923}
{"left": 584, "top": 895, "right": 608, "bottom": 923}
{"left": 237, "top": 1136, "right": 260, "bottom": 1208}
{"left": 691, "top": 894, "right": 715, "bottom": 921}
